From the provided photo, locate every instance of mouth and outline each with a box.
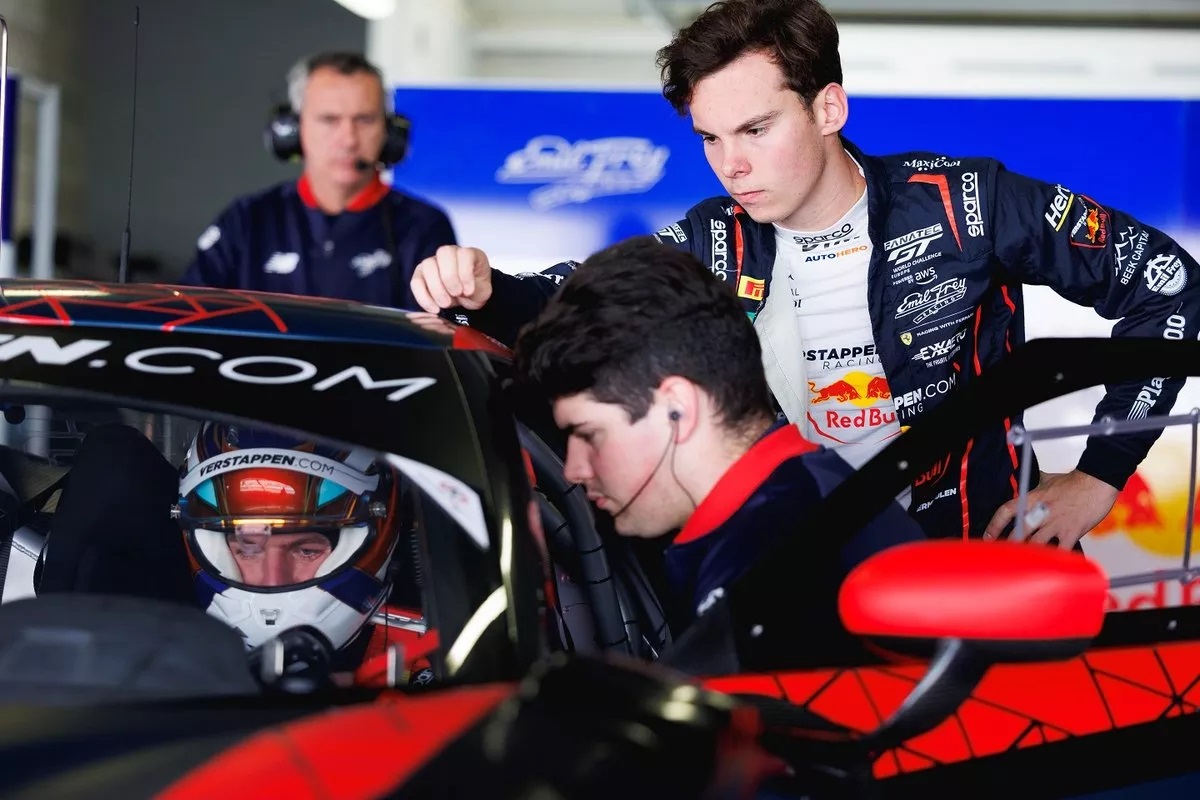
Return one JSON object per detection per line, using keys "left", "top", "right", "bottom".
{"left": 733, "top": 190, "right": 765, "bottom": 204}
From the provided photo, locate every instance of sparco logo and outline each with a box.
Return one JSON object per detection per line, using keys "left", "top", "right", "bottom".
{"left": 710, "top": 219, "right": 729, "bottom": 280}
{"left": 961, "top": 172, "right": 984, "bottom": 237}
{"left": 0, "top": 334, "right": 437, "bottom": 401}
{"left": 885, "top": 224, "right": 943, "bottom": 266}
{"left": 792, "top": 223, "right": 853, "bottom": 247}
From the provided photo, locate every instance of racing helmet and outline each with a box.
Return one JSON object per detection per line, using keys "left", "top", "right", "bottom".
{"left": 176, "top": 422, "right": 403, "bottom": 651}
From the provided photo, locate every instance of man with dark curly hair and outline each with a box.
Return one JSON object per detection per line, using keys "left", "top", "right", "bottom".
{"left": 514, "top": 236, "right": 924, "bottom": 627}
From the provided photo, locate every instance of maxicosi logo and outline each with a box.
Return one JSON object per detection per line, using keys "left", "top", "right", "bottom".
{"left": 0, "top": 334, "right": 437, "bottom": 401}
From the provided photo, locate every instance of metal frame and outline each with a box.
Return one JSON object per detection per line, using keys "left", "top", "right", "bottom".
{"left": 1009, "top": 408, "right": 1200, "bottom": 589}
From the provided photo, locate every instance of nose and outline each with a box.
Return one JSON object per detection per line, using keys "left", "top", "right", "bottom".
{"left": 562, "top": 439, "right": 593, "bottom": 485}
{"left": 336, "top": 118, "right": 359, "bottom": 150}
{"left": 718, "top": 141, "right": 749, "bottom": 180}
{"left": 260, "top": 549, "right": 292, "bottom": 588}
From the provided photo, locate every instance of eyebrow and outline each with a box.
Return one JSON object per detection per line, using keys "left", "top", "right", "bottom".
{"left": 289, "top": 534, "right": 332, "bottom": 548}
{"left": 693, "top": 110, "right": 781, "bottom": 138}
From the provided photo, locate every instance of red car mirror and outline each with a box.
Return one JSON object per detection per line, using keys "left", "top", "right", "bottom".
{"left": 838, "top": 539, "right": 1108, "bottom": 652}
{"left": 834, "top": 539, "right": 1109, "bottom": 752}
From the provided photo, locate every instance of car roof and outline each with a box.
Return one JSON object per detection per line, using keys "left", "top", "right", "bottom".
{"left": 0, "top": 279, "right": 508, "bottom": 353}
{"left": 0, "top": 280, "right": 515, "bottom": 503}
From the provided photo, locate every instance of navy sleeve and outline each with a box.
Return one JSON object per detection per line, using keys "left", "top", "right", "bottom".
{"left": 458, "top": 212, "right": 705, "bottom": 346}
{"left": 991, "top": 168, "right": 1200, "bottom": 490}
{"left": 178, "top": 205, "right": 244, "bottom": 288}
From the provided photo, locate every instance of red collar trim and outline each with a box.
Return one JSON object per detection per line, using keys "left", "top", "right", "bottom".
{"left": 675, "top": 424, "right": 818, "bottom": 545}
{"left": 297, "top": 173, "right": 390, "bottom": 212}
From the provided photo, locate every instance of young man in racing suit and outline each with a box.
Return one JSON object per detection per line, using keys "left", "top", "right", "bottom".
{"left": 513, "top": 236, "right": 925, "bottom": 630}
{"left": 410, "top": 0, "right": 1200, "bottom": 549}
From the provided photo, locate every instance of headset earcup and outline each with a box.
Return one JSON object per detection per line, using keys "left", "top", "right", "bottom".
{"left": 264, "top": 104, "right": 303, "bottom": 163}
{"left": 378, "top": 113, "right": 411, "bottom": 167}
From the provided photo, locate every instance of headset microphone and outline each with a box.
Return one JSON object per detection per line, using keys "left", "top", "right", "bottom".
{"left": 609, "top": 410, "right": 683, "bottom": 519}
{"left": 353, "top": 158, "right": 374, "bottom": 172}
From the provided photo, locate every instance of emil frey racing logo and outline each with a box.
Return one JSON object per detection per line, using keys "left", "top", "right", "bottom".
{"left": 495, "top": 135, "right": 670, "bottom": 211}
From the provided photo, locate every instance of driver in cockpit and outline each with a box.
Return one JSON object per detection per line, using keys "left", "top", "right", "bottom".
{"left": 175, "top": 421, "right": 437, "bottom": 687}
{"left": 166, "top": 422, "right": 434, "bottom": 686}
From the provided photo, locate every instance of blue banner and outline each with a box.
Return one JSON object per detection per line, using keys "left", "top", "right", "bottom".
{"left": 390, "top": 86, "right": 1200, "bottom": 266}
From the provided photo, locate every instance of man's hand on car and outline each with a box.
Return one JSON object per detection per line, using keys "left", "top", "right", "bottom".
{"left": 411, "top": 245, "right": 494, "bottom": 313}
{"left": 983, "top": 469, "right": 1119, "bottom": 550}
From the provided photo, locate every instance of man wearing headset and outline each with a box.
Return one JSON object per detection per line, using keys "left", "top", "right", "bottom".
{"left": 180, "top": 51, "right": 457, "bottom": 308}
{"left": 513, "top": 236, "right": 925, "bottom": 630}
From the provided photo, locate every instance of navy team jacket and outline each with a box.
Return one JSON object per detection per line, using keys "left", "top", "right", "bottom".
{"left": 179, "top": 175, "right": 457, "bottom": 309}
{"left": 663, "top": 421, "right": 926, "bottom": 627}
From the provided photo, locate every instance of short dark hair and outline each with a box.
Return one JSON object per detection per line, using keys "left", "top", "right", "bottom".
{"left": 514, "top": 237, "right": 775, "bottom": 431}
{"left": 287, "top": 51, "right": 385, "bottom": 112}
{"left": 657, "top": 0, "right": 843, "bottom": 115}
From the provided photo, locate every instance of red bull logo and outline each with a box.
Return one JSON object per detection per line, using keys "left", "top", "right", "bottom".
{"left": 808, "top": 371, "right": 897, "bottom": 432}
{"left": 1087, "top": 463, "right": 1200, "bottom": 611}
{"left": 808, "top": 379, "right": 861, "bottom": 404}
{"left": 1085, "top": 208, "right": 1101, "bottom": 244}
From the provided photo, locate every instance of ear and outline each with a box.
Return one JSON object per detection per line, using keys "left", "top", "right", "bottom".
{"left": 655, "top": 376, "right": 701, "bottom": 443}
{"left": 813, "top": 82, "right": 850, "bottom": 136}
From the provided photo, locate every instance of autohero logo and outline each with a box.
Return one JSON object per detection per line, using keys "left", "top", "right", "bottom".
{"left": 1044, "top": 184, "right": 1075, "bottom": 232}
{"left": 885, "top": 224, "right": 944, "bottom": 267}
{"left": 904, "top": 157, "right": 961, "bottom": 172}
{"left": 894, "top": 278, "right": 968, "bottom": 324}
{"left": 805, "top": 244, "right": 868, "bottom": 263}
{"left": 0, "top": 334, "right": 438, "bottom": 402}
{"left": 960, "top": 172, "right": 984, "bottom": 238}
{"left": 1144, "top": 253, "right": 1188, "bottom": 297}
{"left": 710, "top": 219, "right": 730, "bottom": 280}
{"left": 495, "top": 135, "right": 669, "bottom": 211}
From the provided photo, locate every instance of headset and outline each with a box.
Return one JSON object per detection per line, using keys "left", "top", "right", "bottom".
{"left": 263, "top": 102, "right": 411, "bottom": 168}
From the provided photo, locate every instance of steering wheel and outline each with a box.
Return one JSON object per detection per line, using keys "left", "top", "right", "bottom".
{"left": 517, "top": 422, "right": 671, "bottom": 661}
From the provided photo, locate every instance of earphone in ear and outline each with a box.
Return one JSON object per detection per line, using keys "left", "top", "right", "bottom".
{"left": 669, "top": 409, "right": 682, "bottom": 422}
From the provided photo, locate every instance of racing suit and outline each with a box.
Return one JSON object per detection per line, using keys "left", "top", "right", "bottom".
{"left": 663, "top": 420, "right": 925, "bottom": 628}
{"left": 180, "top": 174, "right": 456, "bottom": 309}
{"left": 465, "top": 137, "right": 1200, "bottom": 540}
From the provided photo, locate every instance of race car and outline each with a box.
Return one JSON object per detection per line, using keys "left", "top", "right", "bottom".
{"left": 0, "top": 280, "right": 1197, "bottom": 799}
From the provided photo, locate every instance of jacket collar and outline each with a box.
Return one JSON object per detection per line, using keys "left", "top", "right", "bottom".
{"left": 674, "top": 422, "right": 818, "bottom": 545}
{"left": 297, "top": 173, "right": 391, "bottom": 213}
